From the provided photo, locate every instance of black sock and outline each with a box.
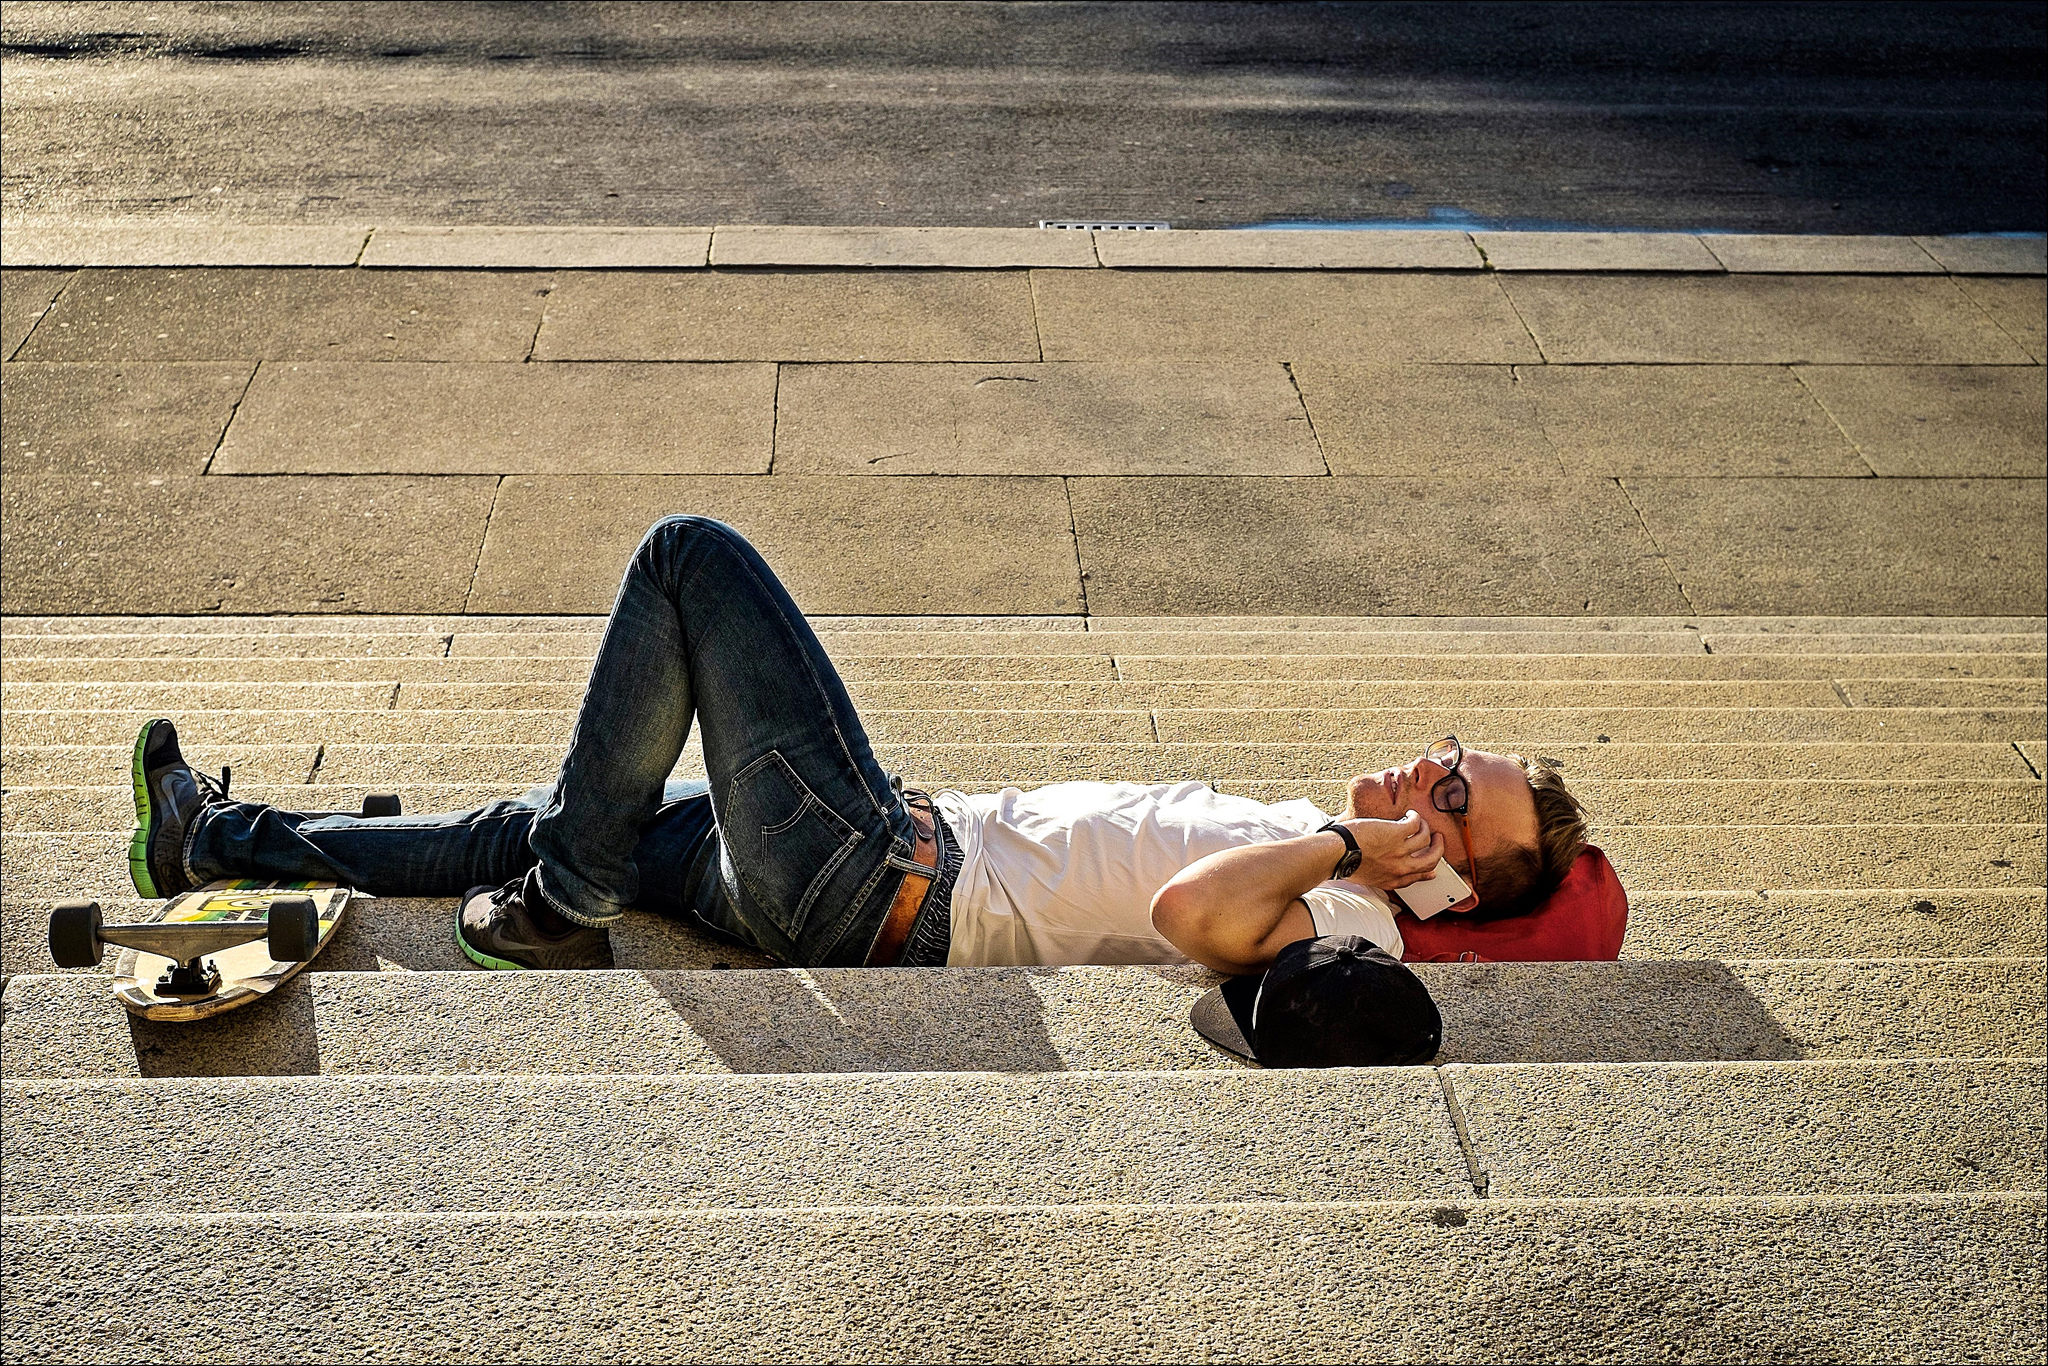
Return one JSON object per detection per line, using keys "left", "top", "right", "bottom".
{"left": 524, "top": 883, "right": 582, "bottom": 938}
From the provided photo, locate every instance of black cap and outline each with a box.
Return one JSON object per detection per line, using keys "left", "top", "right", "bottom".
{"left": 1189, "top": 936, "right": 1443, "bottom": 1068}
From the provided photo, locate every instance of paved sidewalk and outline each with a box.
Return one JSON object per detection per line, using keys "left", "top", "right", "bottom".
{"left": 2, "top": 231, "right": 2041, "bottom": 620}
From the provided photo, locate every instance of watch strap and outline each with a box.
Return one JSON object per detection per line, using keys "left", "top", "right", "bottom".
{"left": 1318, "top": 821, "right": 1362, "bottom": 880}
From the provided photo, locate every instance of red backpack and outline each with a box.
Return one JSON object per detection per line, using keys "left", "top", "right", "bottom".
{"left": 1398, "top": 845, "right": 1628, "bottom": 964}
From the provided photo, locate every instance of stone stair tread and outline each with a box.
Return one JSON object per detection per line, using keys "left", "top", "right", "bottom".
{"left": 9, "top": 613, "right": 2039, "bottom": 632}
{"left": 7, "top": 706, "right": 2044, "bottom": 751}
{"left": 10, "top": 824, "right": 2042, "bottom": 914}
{"left": 12, "top": 628, "right": 2047, "bottom": 661}
{"left": 7, "top": 888, "right": 2043, "bottom": 979}
{"left": 3, "top": 1059, "right": 2038, "bottom": 1218}
{"left": 3, "top": 959, "right": 2040, "bottom": 1080}
{"left": 3, "top": 1195, "right": 2038, "bottom": 1362}
{"left": 5, "top": 653, "right": 2044, "bottom": 686}
{"left": 7, "top": 741, "right": 2039, "bottom": 789}
{"left": 12, "top": 777, "right": 2040, "bottom": 835}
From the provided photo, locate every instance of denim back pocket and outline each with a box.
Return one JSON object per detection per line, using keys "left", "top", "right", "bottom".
{"left": 723, "top": 750, "right": 864, "bottom": 940}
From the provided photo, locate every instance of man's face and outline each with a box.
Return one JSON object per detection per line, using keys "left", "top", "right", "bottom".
{"left": 1342, "top": 746, "right": 1540, "bottom": 906}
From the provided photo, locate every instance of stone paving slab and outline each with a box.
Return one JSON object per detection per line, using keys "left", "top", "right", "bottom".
{"left": 0, "top": 220, "right": 370, "bottom": 267}
{"left": 1501, "top": 274, "right": 2033, "bottom": 364}
{"left": 1096, "top": 229, "right": 1480, "bottom": 270}
{"left": 1113, "top": 653, "right": 2046, "bottom": 681}
{"left": 362, "top": 226, "right": 711, "bottom": 269}
{"left": 1518, "top": 365, "right": 1867, "bottom": 477}
{"left": 0, "top": 631, "right": 463, "bottom": 659}
{"left": 0, "top": 707, "right": 1156, "bottom": 748}
{"left": 1068, "top": 477, "right": 1687, "bottom": 616}
{"left": 1586, "top": 824, "right": 2044, "bottom": 894}
{"left": 1793, "top": 366, "right": 2048, "bottom": 478}
{"left": 26, "top": 674, "right": 2034, "bottom": 713}
{"left": 3, "top": 1196, "right": 2037, "bottom": 1364}
{"left": 9, "top": 617, "right": 2033, "bottom": 646}
{"left": 13, "top": 268, "right": 551, "bottom": 362}
{"left": 1918, "top": 236, "right": 2048, "bottom": 276}
{"left": 1293, "top": 365, "right": 1558, "bottom": 477}
{"left": 1701, "top": 235, "right": 1943, "bottom": 274}
{"left": 11, "top": 775, "right": 2041, "bottom": 838}
{"left": 0, "top": 269, "right": 69, "bottom": 359}
{"left": 6, "top": 617, "right": 2033, "bottom": 648}
{"left": 12, "top": 627, "right": 2036, "bottom": 662}
{"left": 712, "top": 226, "right": 1096, "bottom": 268}
{"left": 212, "top": 361, "right": 777, "bottom": 475}
{"left": 0, "top": 475, "right": 499, "bottom": 615}
{"left": 444, "top": 629, "right": 1728, "bottom": 657}
{"left": 0, "top": 362, "right": 252, "bottom": 479}
{"left": 468, "top": 476, "right": 1082, "bottom": 615}
{"left": 7, "top": 1060, "right": 2038, "bottom": 1216}
{"left": 4, "top": 740, "right": 2035, "bottom": 796}
{"left": 3, "top": 959, "right": 2037, "bottom": 1079}
{"left": 0, "top": 1069, "right": 1465, "bottom": 1215}
{"left": 1627, "top": 478, "right": 2048, "bottom": 616}
{"left": 1157, "top": 706, "right": 2045, "bottom": 745}
{"left": 6, "top": 650, "right": 2044, "bottom": 685}
{"left": 773, "top": 362, "right": 1324, "bottom": 475}
{"left": 1476, "top": 231, "right": 1722, "bottom": 273}
{"left": 1451, "top": 1059, "right": 2044, "bottom": 1198}
{"left": 1033, "top": 271, "right": 1541, "bottom": 362}
{"left": 1079, "top": 615, "right": 2047, "bottom": 635}
{"left": 4, "top": 881, "right": 2039, "bottom": 979}
{"left": 1615, "top": 889, "right": 2046, "bottom": 962}
{"left": 535, "top": 270, "right": 1038, "bottom": 361}
{"left": 1699, "top": 631, "right": 2048, "bottom": 654}
{"left": 9, "top": 881, "right": 2038, "bottom": 980}
{"left": 1955, "top": 276, "right": 2047, "bottom": 361}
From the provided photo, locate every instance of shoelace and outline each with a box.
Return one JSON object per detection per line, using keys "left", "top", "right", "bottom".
{"left": 190, "top": 765, "right": 233, "bottom": 802}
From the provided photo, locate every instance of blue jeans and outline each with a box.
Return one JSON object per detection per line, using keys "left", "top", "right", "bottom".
{"left": 186, "top": 516, "right": 953, "bottom": 968}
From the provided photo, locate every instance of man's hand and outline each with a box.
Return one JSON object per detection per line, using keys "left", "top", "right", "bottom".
{"left": 1151, "top": 810, "right": 1445, "bottom": 975}
{"left": 1341, "top": 809, "right": 1444, "bottom": 890}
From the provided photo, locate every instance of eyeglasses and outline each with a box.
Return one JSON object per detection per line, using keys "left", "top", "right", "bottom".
{"left": 1422, "top": 735, "right": 1480, "bottom": 900}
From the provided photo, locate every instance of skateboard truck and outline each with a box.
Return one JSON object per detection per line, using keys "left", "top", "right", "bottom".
{"left": 46, "top": 897, "right": 322, "bottom": 987}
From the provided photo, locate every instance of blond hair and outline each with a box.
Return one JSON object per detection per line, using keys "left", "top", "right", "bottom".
{"left": 1466, "top": 755, "right": 1590, "bottom": 921}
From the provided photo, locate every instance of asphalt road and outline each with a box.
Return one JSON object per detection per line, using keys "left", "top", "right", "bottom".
{"left": 0, "top": 1, "right": 2042, "bottom": 232}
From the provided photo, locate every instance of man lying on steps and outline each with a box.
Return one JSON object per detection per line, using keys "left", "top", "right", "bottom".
{"left": 125, "top": 517, "right": 1592, "bottom": 1035}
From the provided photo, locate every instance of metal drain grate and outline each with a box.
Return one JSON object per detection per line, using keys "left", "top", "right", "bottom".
{"left": 1038, "top": 220, "right": 1171, "bottom": 231}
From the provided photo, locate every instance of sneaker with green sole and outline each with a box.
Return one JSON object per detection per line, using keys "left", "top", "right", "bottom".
{"left": 128, "top": 719, "right": 231, "bottom": 899}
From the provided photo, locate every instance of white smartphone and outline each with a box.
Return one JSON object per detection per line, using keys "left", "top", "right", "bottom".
{"left": 1393, "top": 860, "right": 1479, "bottom": 920}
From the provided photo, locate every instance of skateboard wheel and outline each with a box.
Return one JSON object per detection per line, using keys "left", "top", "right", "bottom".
{"left": 49, "top": 900, "right": 105, "bottom": 969}
{"left": 360, "top": 794, "right": 402, "bottom": 818}
{"left": 266, "top": 897, "right": 320, "bottom": 962}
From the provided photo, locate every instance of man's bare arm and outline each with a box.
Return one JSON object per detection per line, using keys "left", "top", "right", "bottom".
{"left": 1149, "top": 812, "right": 1444, "bottom": 975}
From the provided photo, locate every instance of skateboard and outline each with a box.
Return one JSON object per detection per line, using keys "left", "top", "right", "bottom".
{"left": 49, "top": 880, "right": 352, "bottom": 1022}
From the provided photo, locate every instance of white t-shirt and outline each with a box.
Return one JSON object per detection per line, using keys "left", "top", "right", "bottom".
{"left": 932, "top": 780, "right": 1405, "bottom": 968}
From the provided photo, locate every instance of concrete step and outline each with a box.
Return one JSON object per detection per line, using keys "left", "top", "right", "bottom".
{"left": 12, "top": 777, "right": 2040, "bottom": 835}
{"left": 9, "top": 823, "right": 2041, "bottom": 911}
{"left": 4, "top": 1059, "right": 2038, "bottom": 1218}
{"left": 7, "top": 703, "right": 2043, "bottom": 749}
{"left": 7, "top": 739, "right": 2040, "bottom": 788}
{"left": 3, "top": 1195, "right": 2038, "bottom": 1362}
{"left": 9, "top": 676, "right": 2045, "bottom": 712}
{"left": 9, "top": 627, "right": 2046, "bottom": 660}
{"left": 0, "top": 677, "right": 1882, "bottom": 708}
{"left": 6, "top": 886, "right": 2041, "bottom": 980}
{"left": 5, "top": 651, "right": 2045, "bottom": 685}
{"left": 3, "top": 959, "right": 2038, "bottom": 1080}
{"left": 10, "top": 614, "right": 2036, "bottom": 636}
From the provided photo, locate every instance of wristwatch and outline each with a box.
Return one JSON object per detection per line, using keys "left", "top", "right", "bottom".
{"left": 1318, "top": 821, "right": 1362, "bottom": 880}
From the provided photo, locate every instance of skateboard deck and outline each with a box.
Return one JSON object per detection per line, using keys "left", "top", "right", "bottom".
{"left": 109, "top": 880, "right": 350, "bottom": 1022}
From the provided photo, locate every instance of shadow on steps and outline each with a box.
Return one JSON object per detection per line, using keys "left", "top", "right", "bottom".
{"left": 4, "top": 957, "right": 2037, "bottom": 1080}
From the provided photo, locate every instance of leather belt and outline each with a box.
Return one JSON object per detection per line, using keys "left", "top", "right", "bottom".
{"left": 866, "top": 794, "right": 940, "bottom": 967}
